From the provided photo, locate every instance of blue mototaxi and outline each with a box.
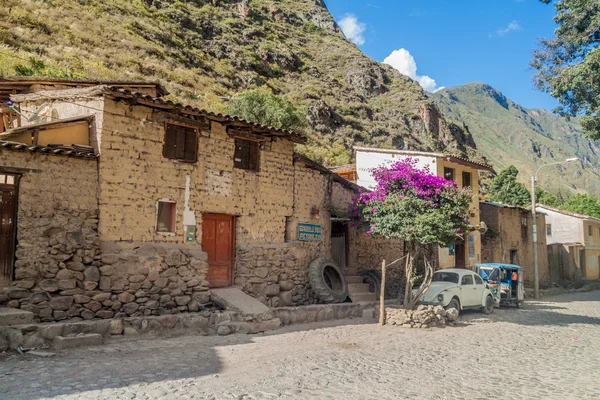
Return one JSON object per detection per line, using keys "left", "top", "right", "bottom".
{"left": 473, "top": 263, "right": 524, "bottom": 309}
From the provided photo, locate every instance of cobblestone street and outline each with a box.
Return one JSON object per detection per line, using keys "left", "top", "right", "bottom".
{"left": 2, "top": 290, "right": 600, "bottom": 400}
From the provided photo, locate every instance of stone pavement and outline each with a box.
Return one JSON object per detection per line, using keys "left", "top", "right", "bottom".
{"left": 2, "top": 291, "right": 600, "bottom": 399}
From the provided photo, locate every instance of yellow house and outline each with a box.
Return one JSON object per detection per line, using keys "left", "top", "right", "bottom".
{"left": 538, "top": 205, "right": 600, "bottom": 280}
{"left": 348, "top": 147, "right": 494, "bottom": 269}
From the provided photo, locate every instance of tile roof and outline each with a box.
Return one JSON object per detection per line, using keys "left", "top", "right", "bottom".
{"left": 353, "top": 146, "right": 494, "bottom": 172}
{"left": 537, "top": 205, "right": 600, "bottom": 223}
{"left": 0, "top": 140, "right": 97, "bottom": 159}
{"left": 103, "top": 86, "right": 307, "bottom": 144}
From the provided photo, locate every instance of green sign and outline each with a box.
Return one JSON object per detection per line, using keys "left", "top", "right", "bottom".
{"left": 297, "top": 223, "right": 322, "bottom": 242}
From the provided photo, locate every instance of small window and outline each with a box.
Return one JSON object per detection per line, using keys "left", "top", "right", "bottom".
{"left": 461, "top": 274, "right": 474, "bottom": 285}
{"left": 521, "top": 216, "right": 528, "bottom": 239}
{"left": 234, "top": 138, "right": 260, "bottom": 171}
{"left": 462, "top": 171, "right": 471, "bottom": 188}
{"left": 444, "top": 167, "right": 455, "bottom": 182}
{"left": 156, "top": 200, "right": 176, "bottom": 233}
{"left": 474, "top": 275, "right": 483, "bottom": 285}
{"left": 0, "top": 174, "right": 16, "bottom": 186}
{"left": 163, "top": 123, "right": 198, "bottom": 162}
{"left": 546, "top": 224, "right": 552, "bottom": 236}
{"left": 589, "top": 225, "right": 593, "bottom": 236}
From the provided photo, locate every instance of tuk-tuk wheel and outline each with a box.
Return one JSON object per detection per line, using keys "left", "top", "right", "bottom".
{"left": 517, "top": 300, "right": 524, "bottom": 309}
{"left": 482, "top": 295, "right": 494, "bottom": 315}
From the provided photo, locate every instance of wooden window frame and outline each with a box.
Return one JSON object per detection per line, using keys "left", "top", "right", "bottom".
{"left": 163, "top": 122, "right": 199, "bottom": 163}
{"left": 546, "top": 224, "right": 552, "bottom": 236}
{"left": 443, "top": 167, "right": 455, "bottom": 182}
{"left": 589, "top": 224, "right": 593, "bottom": 236}
{"left": 156, "top": 200, "right": 177, "bottom": 234}
{"left": 462, "top": 171, "right": 472, "bottom": 188}
{"left": 233, "top": 137, "right": 260, "bottom": 172}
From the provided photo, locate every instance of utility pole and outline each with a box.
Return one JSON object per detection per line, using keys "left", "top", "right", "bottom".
{"left": 531, "top": 176, "right": 539, "bottom": 299}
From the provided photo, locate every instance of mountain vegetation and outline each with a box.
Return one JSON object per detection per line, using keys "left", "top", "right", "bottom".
{"left": 433, "top": 83, "right": 600, "bottom": 197}
{"left": 0, "top": 0, "right": 480, "bottom": 166}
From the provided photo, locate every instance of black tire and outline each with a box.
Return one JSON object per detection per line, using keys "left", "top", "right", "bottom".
{"left": 308, "top": 258, "right": 348, "bottom": 303}
{"left": 517, "top": 300, "right": 524, "bottom": 309}
{"left": 482, "top": 295, "right": 494, "bottom": 315}
{"left": 359, "top": 269, "right": 382, "bottom": 298}
{"left": 445, "top": 298, "right": 461, "bottom": 317}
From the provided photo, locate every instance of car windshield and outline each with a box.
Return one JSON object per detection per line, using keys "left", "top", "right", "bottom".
{"left": 431, "top": 272, "right": 459, "bottom": 284}
{"left": 479, "top": 267, "right": 499, "bottom": 281}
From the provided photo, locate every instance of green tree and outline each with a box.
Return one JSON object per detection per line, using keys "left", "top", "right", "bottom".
{"left": 228, "top": 90, "right": 306, "bottom": 131}
{"left": 488, "top": 166, "right": 531, "bottom": 206}
{"left": 532, "top": 0, "right": 600, "bottom": 139}
{"left": 535, "top": 186, "right": 560, "bottom": 207}
{"left": 560, "top": 193, "right": 600, "bottom": 218}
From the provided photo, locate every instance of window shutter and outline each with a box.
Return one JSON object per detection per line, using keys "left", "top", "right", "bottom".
{"left": 249, "top": 142, "right": 259, "bottom": 171}
{"left": 184, "top": 129, "right": 197, "bottom": 161}
{"left": 175, "top": 127, "right": 186, "bottom": 160}
{"left": 164, "top": 125, "right": 177, "bottom": 159}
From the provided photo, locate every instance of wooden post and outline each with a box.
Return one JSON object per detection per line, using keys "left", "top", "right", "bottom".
{"left": 379, "top": 259, "right": 386, "bottom": 325}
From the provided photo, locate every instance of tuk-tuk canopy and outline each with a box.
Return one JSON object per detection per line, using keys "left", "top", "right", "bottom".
{"left": 475, "top": 263, "right": 523, "bottom": 271}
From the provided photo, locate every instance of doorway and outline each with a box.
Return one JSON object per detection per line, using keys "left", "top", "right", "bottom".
{"left": 331, "top": 221, "right": 347, "bottom": 271}
{"left": 455, "top": 241, "right": 466, "bottom": 268}
{"left": 0, "top": 173, "right": 18, "bottom": 286}
{"left": 510, "top": 249, "right": 519, "bottom": 265}
{"left": 202, "top": 214, "right": 235, "bottom": 288}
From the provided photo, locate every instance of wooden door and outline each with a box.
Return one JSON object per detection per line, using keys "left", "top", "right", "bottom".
{"left": 331, "top": 222, "right": 347, "bottom": 271}
{"left": 0, "top": 174, "right": 18, "bottom": 286}
{"left": 202, "top": 214, "right": 235, "bottom": 288}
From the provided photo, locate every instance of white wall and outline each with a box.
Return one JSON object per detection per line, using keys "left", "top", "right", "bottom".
{"left": 538, "top": 207, "right": 584, "bottom": 245}
{"left": 356, "top": 150, "right": 436, "bottom": 190}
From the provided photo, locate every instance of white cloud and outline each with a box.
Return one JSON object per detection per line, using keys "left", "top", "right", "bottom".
{"left": 490, "top": 20, "right": 522, "bottom": 37}
{"left": 338, "top": 14, "right": 366, "bottom": 46}
{"left": 383, "top": 48, "right": 443, "bottom": 93}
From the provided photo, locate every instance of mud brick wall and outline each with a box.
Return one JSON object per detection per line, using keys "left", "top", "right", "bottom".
{"left": 99, "top": 98, "right": 295, "bottom": 246}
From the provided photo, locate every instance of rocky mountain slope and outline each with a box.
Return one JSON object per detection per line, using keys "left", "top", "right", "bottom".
{"left": 433, "top": 83, "right": 600, "bottom": 197}
{"left": 0, "top": 0, "right": 480, "bottom": 166}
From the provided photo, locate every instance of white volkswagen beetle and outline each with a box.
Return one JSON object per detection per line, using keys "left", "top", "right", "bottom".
{"left": 417, "top": 268, "right": 495, "bottom": 316}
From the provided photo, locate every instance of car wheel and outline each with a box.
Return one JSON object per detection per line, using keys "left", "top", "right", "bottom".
{"left": 445, "top": 298, "right": 460, "bottom": 317}
{"left": 482, "top": 295, "right": 494, "bottom": 315}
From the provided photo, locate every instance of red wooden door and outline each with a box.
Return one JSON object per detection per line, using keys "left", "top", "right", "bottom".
{"left": 202, "top": 214, "right": 235, "bottom": 288}
{"left": 0, "top": 175, "right": 18, "bottom": 286}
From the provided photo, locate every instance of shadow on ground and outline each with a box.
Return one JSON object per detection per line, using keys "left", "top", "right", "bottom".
{"left": 0, "top": 317, "right": 373, "bottom": 400}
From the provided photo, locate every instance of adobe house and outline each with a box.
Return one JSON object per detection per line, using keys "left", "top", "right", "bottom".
{"left": 348, "top": 147, "right": 494, "bottom": 270}
{"left": 538, "top": 205, "right": 600, "bottom": 280}
{"left": 0, "top": 79, "right": 401, "bottom": 322}
{"left": 480, "top": 202, "right": 549, "bottom": 284}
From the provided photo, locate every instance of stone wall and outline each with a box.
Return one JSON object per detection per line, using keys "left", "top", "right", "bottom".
{"left": 0, "top": 150, "right": 100, "bottom": 320}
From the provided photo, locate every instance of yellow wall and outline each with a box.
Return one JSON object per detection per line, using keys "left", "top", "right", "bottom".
{"left": 435, "top": 158, "right": 481, "bottom": 269}
{"left": 37, "top": 123, "right": 89, "bottom": 146}
{"left": 582, "top": 221, "right": 600, "bottom": 279}
{"left": 3, "top": 123, "right": 89, "bottom": 146}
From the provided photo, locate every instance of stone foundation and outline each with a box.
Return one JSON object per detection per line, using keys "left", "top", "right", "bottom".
{"left": 235, "top": 243, "right": 325, "bottom": 308}
{"left": 1, "top": 244, "right": 210, "bottom": 322}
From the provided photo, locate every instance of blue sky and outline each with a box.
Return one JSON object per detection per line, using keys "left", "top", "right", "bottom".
{"left": 323, "top": 0, "right": 559, "bottom": 110}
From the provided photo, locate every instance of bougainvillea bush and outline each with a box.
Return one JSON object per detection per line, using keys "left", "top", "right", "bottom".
{"left": 351, "top": 158, "right": 472, "bottom": 246}
{"left": 351, "top": 158, "right": 473, "bottom": 309}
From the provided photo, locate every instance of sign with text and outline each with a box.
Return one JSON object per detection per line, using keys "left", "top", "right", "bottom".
{"left": 297, "top": 223, "right": 322, "bottom": 242}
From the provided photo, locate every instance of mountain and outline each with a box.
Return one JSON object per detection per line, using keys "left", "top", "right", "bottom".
{"left": 433, "top": 83, "right": 600, "bottom": 197}
{"left": 0, "top": 0, "right": 481, "bottom": 166}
